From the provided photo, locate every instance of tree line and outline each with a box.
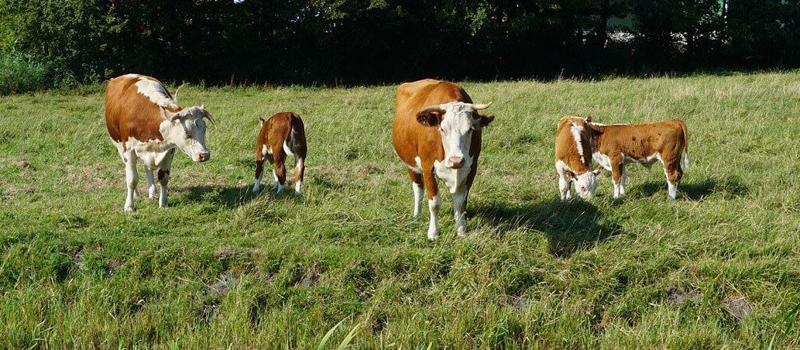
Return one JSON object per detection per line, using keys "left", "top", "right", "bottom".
{"left": 0, "top": 0, "right": 798, "bottom": 90}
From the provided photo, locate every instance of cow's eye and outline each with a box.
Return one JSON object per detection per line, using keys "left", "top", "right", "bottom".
{"left": 439, "top": 127, "right": 444, "bottom": 133}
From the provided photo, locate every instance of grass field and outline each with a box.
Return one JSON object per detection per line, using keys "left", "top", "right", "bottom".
{"left": 1, "top": 71, "right": 800, "bottom": 348}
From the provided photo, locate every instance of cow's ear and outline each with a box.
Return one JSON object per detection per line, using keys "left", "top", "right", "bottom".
{"left": 479, "top": 115, "right": 495, "bottom": 127}
{"left": 567, "top": 170, "right": 577, "bottom": 181}
{"left": 586, "top": 115, "right": 593, "bottom": 123}
{"left": 259, "top": 117, "right": 266, "bottom": 127}
{"left": 417, "top": 108, "right": 444, "bottom": 127}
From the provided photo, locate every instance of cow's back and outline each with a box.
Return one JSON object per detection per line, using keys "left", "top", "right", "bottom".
{"left": 392, "top": 79, "right": 472, "bottom": 165}
{"left": 599, "top": 120, "right": 685, "bottom": 157}
{"left": 105, "top": 75, "right": 169, "bottom": 144}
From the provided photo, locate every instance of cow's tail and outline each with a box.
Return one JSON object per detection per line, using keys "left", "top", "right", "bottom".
{"left": 679, "top": 120, "right": 689, "bottom": 170}
{"left": 289, "top": 113, "right": 307, "bottom": 183}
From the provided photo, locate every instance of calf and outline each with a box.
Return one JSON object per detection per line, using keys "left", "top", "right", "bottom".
{"left": 590, "top": 119, "right": 689, "bottom": 200}
{"left": 555, "top": 116, "right": 603, "bottom": 200}
{"left": 392, "top": 79, "right": 494, "bottom": 240}
{"left": 252, "top": 112, "right": 307, "bottom": 194}
{"left": 105, "top": 74, "right": 214, "bottom": 212}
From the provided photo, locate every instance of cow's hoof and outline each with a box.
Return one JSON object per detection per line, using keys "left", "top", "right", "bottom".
{"left": 457, "top": 228, "right": 468, "bottom": 237}
{"left": 252, "top": 185, "right": 261, "bottom": 193}
{"left": 123, "top": 207, "right": 135, "bottom": 212}
{"left": 427, "top": 230, "right": 439, "bottom": 241}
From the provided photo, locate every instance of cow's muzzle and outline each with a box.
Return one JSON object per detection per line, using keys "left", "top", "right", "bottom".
{"left": 198, "top": 152, "right": 211, "bottom": 162}
{"left": 446, "top": 156, "right": 464, "bottom": 169}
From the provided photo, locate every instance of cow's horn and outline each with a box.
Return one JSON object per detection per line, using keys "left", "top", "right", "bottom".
{"left": 203, "top": 110, "right": 216, "bottom": 126}
{"left": 472, "top": 102, "right": 492, "bottom": 110}
{"left": 173, "top": 83, "right": 187, "bottom": 104}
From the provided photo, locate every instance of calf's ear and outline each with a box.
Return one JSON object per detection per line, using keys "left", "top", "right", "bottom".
{"left": 417, "top": 107, "right": 444, "bottom": 127}
{"left": 567, "top": 171, "right": 577, "bottom": 181}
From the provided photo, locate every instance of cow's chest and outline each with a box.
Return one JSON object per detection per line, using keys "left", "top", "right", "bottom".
{"left": 131, "top": 139, "right": 173, "bottom": 169}
{"left": 433, "top": 159, "right": 472, "bottom": 194}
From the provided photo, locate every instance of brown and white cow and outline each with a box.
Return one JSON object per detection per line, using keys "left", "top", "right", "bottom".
{"left": 392, "top": 79, "right": 494, "bottom": 240}
{"left": 589, "top": 119, "right": 689, "bottom": 200}
{"left": 105, "top": 74, "right": 214, "bottom": 212}
{"left": 555, "top": 116, "right": 603, "bottom": 201}
{"left": 252, "top": 112, "right": 307, "bottom": 194}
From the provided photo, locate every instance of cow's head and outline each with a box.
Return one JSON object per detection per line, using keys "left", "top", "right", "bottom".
{"left": 416, "top": 101, "right": 494, "bottom": 169}
{"left": 570, "top": 115, "right": 601, "bottom": 200}
{"left": 569, "top": 168, "right": 602, "bottom": 200}
{"left": 161, "top": 104, "right": 215, "bottom": 162}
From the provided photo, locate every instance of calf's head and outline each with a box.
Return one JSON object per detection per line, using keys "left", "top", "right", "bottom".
{"left": 571, "top": 168, "right": 602, "bottom": 200}
{"left": 161, "top": 104, "right": 215, "bottom": 162}
{"left": 417, "top": 102, "right": 494, "bottom": 169}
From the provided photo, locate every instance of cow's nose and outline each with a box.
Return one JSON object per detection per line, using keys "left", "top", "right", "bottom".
{"left": 447, "top": 156, "right": 464, "bottom": 169}
{"left": 198, "top": 152, "right": 210, "bottom": 162}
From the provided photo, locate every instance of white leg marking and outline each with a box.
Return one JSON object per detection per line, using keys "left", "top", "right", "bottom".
{"left": 294, "top": 157, "right": 304, "bottom": 194}
{"left": 452, "top": 190, "right": 468, "bottom": 237}
{"left": 427, "top": 195, "right": 440, "bottom": 241}
{"left": 558, "top": 174, "right": 571, "bottom": 200}
{"left": 412, "top": 182, "right": 423, "bottom": 217}
{"left": 668, "top": 181, "right": 678, "bottom": 201}
{"left": 619, "top": 167, "right": 627, "bottom": 196}
{"left": 159, "top": 178, "right": 169, "bottom": 208}
{"left": 145, "top": 169, "right": 156, "bottom": 199}
{"left": 252, "top": 169, "right": 264, "bottom": 193}
{"left": 273, "top": 170, "right": 284, "bottom": 193}
{"left": 612, "top": 180, "right": 621, "bottom": 199}
{"left": 124, "top": 151, "right": 138, "bottom": 212}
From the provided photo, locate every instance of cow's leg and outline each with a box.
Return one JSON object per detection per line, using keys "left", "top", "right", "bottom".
{"left": 273, "top": 150, "right": 287, "bottom": 193}
{"left": 253, "top": 160, "right": 265, "bottom": 192}
{"left": 293, "top": 156, "right": 305, "bottom": 194}
{"left": 407, "top": 170, "right": 423, "bottom": 217}
{"left": 557, "top": 171, "right": 572, "bottom": 200}
{"left": 157, "top": 149, "right": 175, "bottom": 208}
{"left": 145, "top": 168, "right": 156, "bottom": 199}
{"left": 619, "top": 166, "right": 627, "bottom": 196}
{"left": 123, "top": 150, "right": 138, "bottom": 212}
{"left": 422, "top": 163, "right": 440, "bottom": 241}
{"left": 610, "top": 157, "right": 624, "bottom": 199}
{"left": 452, "top": 186, "right": 468, "bottom": 237}
{"left": 663, "top": 159, "right": 683, "bottom": 201}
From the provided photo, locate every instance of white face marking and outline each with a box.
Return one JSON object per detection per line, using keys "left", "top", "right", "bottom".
{"left": 437, "top": 102, "right": 479, "bottom": 169}
{"left": 160, "top": 107, "right": 211, "bottom": 162}
{"left": 570, "top": 122, "right": 585, "bottom": 159}
{"left": 133, "top": 77, "right": 180, "bottom": 110}
{"left": 573, "top": 171, "right": 598, "bottom": 200}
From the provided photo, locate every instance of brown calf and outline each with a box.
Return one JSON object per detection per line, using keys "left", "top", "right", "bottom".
{"left": 392, "top": 79, "right": 494, "bottom": 240}
{"left": 589, "top": 119, "right": 689, "bottom": 200}
{"left": 252, "top": 112, "right": 307, "bottom": 194}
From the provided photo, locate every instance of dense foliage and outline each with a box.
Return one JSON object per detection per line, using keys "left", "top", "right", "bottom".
{"left": 0, "top": 0, "right": 799, "bottom": 89}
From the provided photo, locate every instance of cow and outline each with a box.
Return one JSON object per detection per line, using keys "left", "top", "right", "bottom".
{"left": 104, "top": 74, "right": 214, "bottom": 212}
{"left": 392, "top": 79, "right": 494, "bottom": 240}
{"left": 589, "top": 119, "right": 689, "bottom": 200}
{"left": 554, "top": 115, "right": 603, "bottom": 201}
{"left": 252, "top": 112, "right": 307, "bottom": 194}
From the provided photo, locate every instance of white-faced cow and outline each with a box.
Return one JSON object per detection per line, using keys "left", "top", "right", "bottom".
{"left": 252, "top": 112, "right": 307, "bottom": 194}
{"left": 589, "top": 119, "right": 689, "bottom": 200}
{"left": 105, "top": 74, "right": 214, "bottom": 212}
{"left": 554, "top": 116, "right": 603, "bottom": 201}
{"left": 392, "top": 79, "right": 494, "bottom": 240}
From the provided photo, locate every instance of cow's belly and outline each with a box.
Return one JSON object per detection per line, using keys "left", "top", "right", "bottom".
{"left": 123, "top": 138, "right": 173, "bottom": 169}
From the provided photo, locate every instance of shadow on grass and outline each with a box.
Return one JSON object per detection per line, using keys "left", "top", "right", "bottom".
{"left": 473, "top": 199, "right": 623, "bottom": 258}
{"left": 182, "top": 184, "right": 303, "bottom": 210}
{"left": 635, "top": 177, "right": 749, "bottom": 200}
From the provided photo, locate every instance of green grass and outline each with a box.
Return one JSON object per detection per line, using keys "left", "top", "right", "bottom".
{"left": 1, "top": 71, "right": 800, "bottom": 348}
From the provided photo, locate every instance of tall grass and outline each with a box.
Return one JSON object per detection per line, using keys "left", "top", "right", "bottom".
{"left": 0, "top": 51, "right": 49, "bottom": 95}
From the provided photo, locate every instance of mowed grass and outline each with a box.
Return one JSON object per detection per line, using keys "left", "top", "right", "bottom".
{"left": 1, "top": 72, "right": 800, "bottom": 348}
